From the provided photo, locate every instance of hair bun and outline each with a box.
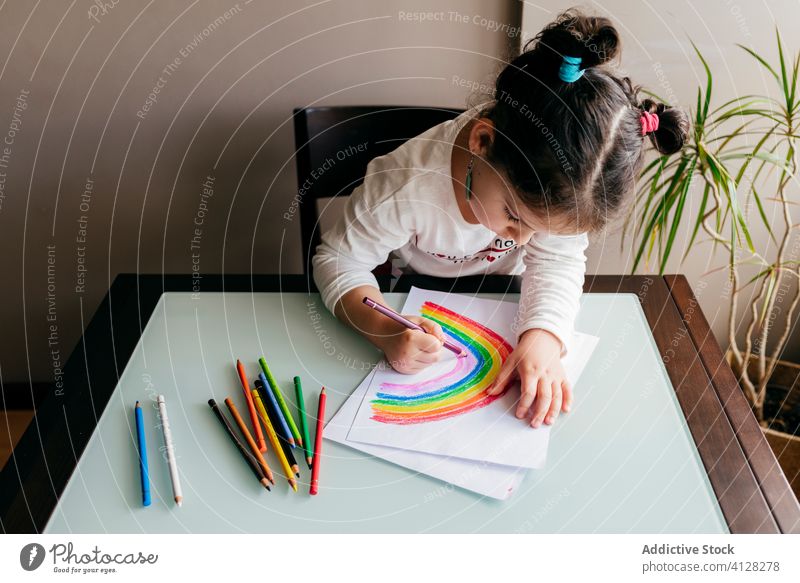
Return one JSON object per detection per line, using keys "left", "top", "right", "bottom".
{"left": 517, "top": 9, "right": 620, "bottom": 75}
{"left": 550, "top": 9, "right": 620, "bottom": 67}
{"left": 641, "top": 98, "right": 691, "bottom": 155}
{"left": 495, "top": 9, "right": 621, "bottom": 99}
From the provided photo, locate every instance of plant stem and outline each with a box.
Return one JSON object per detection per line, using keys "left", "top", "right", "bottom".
{"left": 761, "top": 139, "right": 799, "bottom": 414}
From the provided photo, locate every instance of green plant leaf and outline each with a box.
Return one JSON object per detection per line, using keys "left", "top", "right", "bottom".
{"left": 695, "top": 86, "right": 703, "bottom": 133}
{"left": 737, "top": 43, "right": 779, "bottom": 82}
{"left": 777, "top": 28, "right": 791, "bottom": 111}
{"left": 684, "top": 182, "right": 711, "bottom": 261}
{"left": 638, "top": 157, "right": 668, "bottom": 235}
{"left": 758, "top": 268, "right": 777, "bottom": 327}
{"left": 712, "top": 119, "right": 757, "bottom": 153}
{"left": 714, "top": 109, "right": 783, "bottom": 125}
{"left": 791, "top": 52, "right": 800, "bottom": 111}
{"left": 744, "top": 266, "right": 775, "bottom": 288}
{"left": 709, "top": 94, "right": 767, "bottom": 117}
{"left": 691, "top": 40, "right": 713, "bottom": 123}
{"left": 751, "top": 185, "right": 777, "bottom": 244}
{"left": 660, "top": 159, "right": 697, "bottom": 273}
{"left": 631, "top": 156, "right": 690, "bottom": 272}
{"left": 704, "top": 147, "right": 755, "bottom": 252}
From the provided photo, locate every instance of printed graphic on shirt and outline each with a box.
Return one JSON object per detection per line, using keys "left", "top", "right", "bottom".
{"left": 419, "top": 236, "right": 518, "bottom": 264}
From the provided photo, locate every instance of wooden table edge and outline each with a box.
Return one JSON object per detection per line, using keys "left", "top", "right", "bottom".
{"left": 664, "top": 274, "right": 800, "bottom": 533}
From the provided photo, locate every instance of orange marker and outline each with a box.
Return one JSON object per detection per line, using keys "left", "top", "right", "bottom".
{"left": 236, "top": 360, "right": 267, "bottom": 453}
{"left": 310, "top": 387, "right": 326, "bottom": 495}
{"left": 225, "top": 397, "right": 275, "bottom": 484}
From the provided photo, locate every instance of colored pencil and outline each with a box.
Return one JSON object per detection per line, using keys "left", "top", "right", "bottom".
{"left": 258, "top": 371, "right": 294, "bottom": 446}
{"left": 157, "top": 395, "right": 183, "bottom": 507}
{"left": 252, "top": 387, "right": 298, "bottom": 492}
{"left": 295, "top": 376, "right": 313, "bottom": 469}
{"left": 208, "top": 399, "right": 270, "bottom": 490}
{"left": 362, "top": 296, "right": 466, "bottom": 357}
{"left": 225, "top": 397, "right": 275, "bottom": 484}
{"left": 134, "top": 401, "right": 151, "bottom": 506}
{"left": 258, "top": 356, "right": 302, "bottom": 446}
{"left": 310, "top": 387, "right": 326, "bottom": 495}
{"left": 262, "top": 386, "right": 301, "bottom": 478}
{"left": 236, "top": 360, "right": 267, "bottom": 453}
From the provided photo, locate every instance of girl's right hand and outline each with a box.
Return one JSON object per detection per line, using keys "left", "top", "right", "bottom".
{"left": 378, "top": 315, "right": 447, "bottom": 374}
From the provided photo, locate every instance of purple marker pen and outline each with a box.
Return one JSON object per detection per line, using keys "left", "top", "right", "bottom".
{"left": 362, "top": 296, "right": 466, "bottom": 358}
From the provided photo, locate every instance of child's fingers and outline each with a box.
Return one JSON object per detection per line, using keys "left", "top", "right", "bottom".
{"left": 417, "top": 318, "right": 446, "bottom": 344}
{"left": 515, "top": 375, "right": 538, "bottom": 419}
{"left": 393, "top": 354, "right": 434, "bottom": 374}
{"left": 561, "top": 380, "right": 573, "bottom": 412}
{"left": 545, "top": 381, "right": 562, "bottom": 424}
{"left": 486, "top": 361, "right": 515, "bottom": 396}
{"left": 411, "top": 318, "right": 445, "bottom": 353}
{"left": 529, "top": 377, "right": 552, "bottom": 428}
{"left": 413, "top": 348, "right": 441, "bottom": 365}
{"left": 389, "top": 358, "right": 414, "bottom": 374}
{"left": 409, "top": 317, "right": 444, "bottom": 341}
{"left": 414, "top": 331, "right": 443, "bottom": 354}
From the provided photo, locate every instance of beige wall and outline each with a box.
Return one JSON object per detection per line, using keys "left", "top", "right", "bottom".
{"left": 522, "top": 2, "right": 800, "bottom": 363}
{"left": 4, "top": 0, "right": 798, "bottom": 387}
{"left": 0, "top": 0, "right": 520, "bottom": 384}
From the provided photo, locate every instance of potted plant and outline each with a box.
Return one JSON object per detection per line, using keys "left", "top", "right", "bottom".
{"left": 624, "top": 32, "right": 800, "bottom": 497}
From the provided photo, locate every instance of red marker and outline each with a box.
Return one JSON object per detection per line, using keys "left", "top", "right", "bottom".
{"left": 310, "top": 387, "right": 327, "bottom": 495}
{"left": 236, "top": 360, "right": 267, "bottom": 453}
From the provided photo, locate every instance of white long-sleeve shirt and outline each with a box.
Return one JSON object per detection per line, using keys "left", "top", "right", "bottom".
{"left": 311, "top": 103, "right": 589, "bottom": 355}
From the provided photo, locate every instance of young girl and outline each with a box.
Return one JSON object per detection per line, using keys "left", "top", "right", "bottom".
{"left": 312, "top": 9, "right": 690, "bottom": 428}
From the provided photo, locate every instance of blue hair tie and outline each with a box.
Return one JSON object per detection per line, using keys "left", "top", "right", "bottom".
{"left": 559, "top": 55, "right": 583, "bottom": 83}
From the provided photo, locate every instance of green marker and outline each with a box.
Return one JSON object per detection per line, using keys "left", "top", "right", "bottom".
{"left": 259, "top": 357, "right": 303, "bottom": 447}
{"left": 294, "top": 376, "right": 313, "bottom": 469}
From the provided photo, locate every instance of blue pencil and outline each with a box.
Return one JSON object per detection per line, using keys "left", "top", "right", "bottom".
{"left": 134, "top": 401, "right": 151, "bottom": 506}
{"left": 257, "top": 374, "right": 294, "bottom": 448}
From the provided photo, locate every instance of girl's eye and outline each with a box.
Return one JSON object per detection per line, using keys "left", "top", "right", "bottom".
{"left": 504, "top": 206, "right": 520, "bottom": 223}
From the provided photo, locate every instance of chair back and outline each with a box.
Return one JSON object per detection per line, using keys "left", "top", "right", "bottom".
{"left": 292, "top": 105, "right": 463, "bottom": 273}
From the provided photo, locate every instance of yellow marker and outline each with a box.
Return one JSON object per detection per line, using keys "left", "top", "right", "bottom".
{"left": 252, "top": 388, "right": 298, "bottom": 492}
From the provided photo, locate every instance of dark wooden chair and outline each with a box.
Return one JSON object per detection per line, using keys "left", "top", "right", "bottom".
{"left": 292, "top": 105, "right": 463, "bottom": 276}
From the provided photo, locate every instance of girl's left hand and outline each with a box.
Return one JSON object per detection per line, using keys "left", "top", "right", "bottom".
{"left": 485, "top": 328, "right": 572, "bottom": 427}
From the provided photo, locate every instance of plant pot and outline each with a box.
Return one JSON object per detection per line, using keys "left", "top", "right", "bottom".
{"left": 725, "top": 350, "right": 800, "bottom": 500}
{"left": 763, "top": 427, "right": 800, "bottom": 501}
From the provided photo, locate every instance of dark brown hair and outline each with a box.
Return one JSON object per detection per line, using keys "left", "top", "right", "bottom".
{"left": 484, "top": 8, "right": 691, "bottom": 232}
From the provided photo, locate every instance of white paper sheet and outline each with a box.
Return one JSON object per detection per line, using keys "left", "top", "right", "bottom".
{"left": 345, "top": 287, "right": 599, "bottom": 468}
{"left": 325, "top": 365, "right": 527, "bottom": 500}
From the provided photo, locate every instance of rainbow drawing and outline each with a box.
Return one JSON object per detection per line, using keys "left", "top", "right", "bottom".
{"left": 370, "top": 301, "right": 513, "bottom": 425}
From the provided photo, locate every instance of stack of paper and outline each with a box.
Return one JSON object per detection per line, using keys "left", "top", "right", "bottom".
{"left": 326, "top": 286, "right": 599, "bottom": 500}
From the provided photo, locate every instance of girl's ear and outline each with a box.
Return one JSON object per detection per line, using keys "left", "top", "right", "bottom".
{"left": 469, "top": 117, "right": 495, "bottom": 156}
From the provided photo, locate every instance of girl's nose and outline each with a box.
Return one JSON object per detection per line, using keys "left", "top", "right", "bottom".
{"left": 506, "top": 226, "right": 533, "bottom": 244}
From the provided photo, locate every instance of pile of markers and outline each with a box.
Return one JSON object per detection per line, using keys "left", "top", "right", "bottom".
{"left": 132, "top": 357, "right": 326, "bottom": 508}
{"left": 209, "top": 357, "right": 326, "bottom": 495}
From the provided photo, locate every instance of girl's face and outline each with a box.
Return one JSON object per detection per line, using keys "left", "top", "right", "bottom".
{"left": 463, "top": 118, "right": 574, "bottom": 243}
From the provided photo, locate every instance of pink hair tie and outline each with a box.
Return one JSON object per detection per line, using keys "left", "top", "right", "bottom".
{"left": 640, "top": 110, "right": 659, "bottom": 136}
